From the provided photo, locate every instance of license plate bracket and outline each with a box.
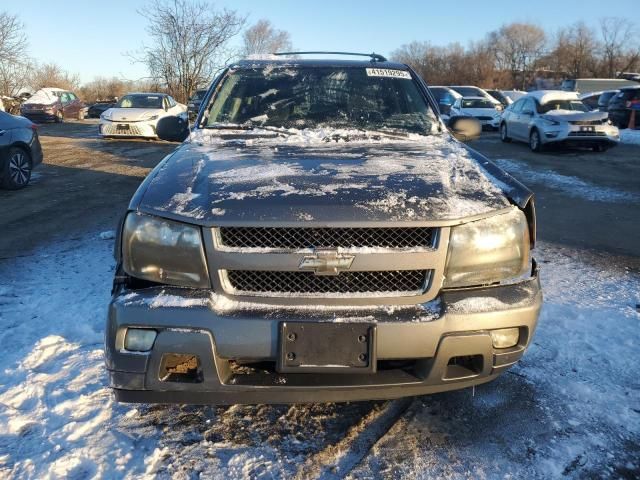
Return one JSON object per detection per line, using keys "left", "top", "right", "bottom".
{"left": 580, "top": 126, "right": 595, "bottom": 132}
{"left": 277, "top": 322, "right": 376, "bottom": 373}
{"left": 117, "top": 124, "right": 130, "bottom": 130}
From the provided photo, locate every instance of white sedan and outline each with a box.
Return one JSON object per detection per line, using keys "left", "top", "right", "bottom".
{"left": 99, "top": 93, "right": 187, "bottom": 139}
{"left": 450, "top": 96, "right": 502, "bottom": 130}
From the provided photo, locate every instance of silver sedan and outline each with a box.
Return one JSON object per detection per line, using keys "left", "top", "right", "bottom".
{"left": 499, "top": 91, "right": 619, "bottom": 152}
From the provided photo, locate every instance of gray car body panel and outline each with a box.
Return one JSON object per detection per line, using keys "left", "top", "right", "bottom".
{"left": 108, "top": 58, "right": 540, "bottom": 404}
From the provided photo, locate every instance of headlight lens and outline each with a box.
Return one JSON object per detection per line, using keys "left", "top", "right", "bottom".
{"left": 541, "top": 118, "right": 560, "bottom": 126}
{"left": 444, "top": 208, "right": 530, "bottom": 288}
{"left": 121, "top": 212, "right": 210, "bottom": 288}
{"left": 147, "top": 115, "right": 159, "bottom": 121}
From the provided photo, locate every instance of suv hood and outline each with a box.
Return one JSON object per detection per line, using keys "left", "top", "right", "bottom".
{"left": 133, "top": 134, "right": 520, "bottom": 225}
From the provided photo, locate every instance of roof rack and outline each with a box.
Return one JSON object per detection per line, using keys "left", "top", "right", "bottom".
{"left": 272, "top": 51, "right": 388, "bottom": 62}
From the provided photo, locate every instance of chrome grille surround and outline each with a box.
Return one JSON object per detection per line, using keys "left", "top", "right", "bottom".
{"left": 218, "top": 226, "right": 437, "bottom": 250}
{"left": 225, "top": 269, "right": 432, "bottom": 296}
{"left": 202, "top": 224, "right": 451, "bottom": 306}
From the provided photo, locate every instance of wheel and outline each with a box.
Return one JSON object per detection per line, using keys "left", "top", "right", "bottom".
{"left": 500, "top": 123, "right": 511, "bottom": 142}
{"left": 54, "top": 110, "right": 63, "bottom": 123}
{"left": 529, "top": 129, "right": 543, "bottom": 152}
{"left": 1, "top": 147, "right": 32, "bottom": 189}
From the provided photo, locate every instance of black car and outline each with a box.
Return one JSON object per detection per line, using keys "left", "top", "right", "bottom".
{"left": 608, "top": 87, "right": 640, "bottom": 128}
{"left": 187, "top": 89, "right": 208, "bottom": 120}
{"left": 486, "top": 89, "right": 511, "bottom": 107}
{"left": 88, "top": 101, "right": 116, "bottom": 118}
{"left": 597, "top": 90, "right": 619, "bottom": 112}
{"left": 0, "top": 111, "right": 43, "bottom": 189}
{"left": 428, "top": 86, "right": 459, "bottom": 115}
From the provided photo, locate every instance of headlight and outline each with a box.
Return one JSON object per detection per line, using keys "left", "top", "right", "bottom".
{"left": 121, "top": 212, "right": 210, "bottom": 288}
{"left": 101, "top": 112, "right": 112, "bottom": 120}
{"left": 495, "top": 104, "right": 503, "bottom": 111}
{"left": 146, "top": 115, "right": 159, "bottom": 121}
{"left": 541, "top": 118, "right": 560, "bottom": 126}
{"left": 444, "top": 208, "right": 530, "bottom": 288}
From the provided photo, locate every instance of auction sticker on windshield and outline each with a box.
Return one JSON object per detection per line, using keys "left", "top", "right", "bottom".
{"left": 366, "top": 68, "right": 412, "bottom": 79}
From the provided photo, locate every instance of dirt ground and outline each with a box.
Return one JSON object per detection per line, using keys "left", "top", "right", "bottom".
{"left": 2, "top": 120, "right": 639, "bottom": 265}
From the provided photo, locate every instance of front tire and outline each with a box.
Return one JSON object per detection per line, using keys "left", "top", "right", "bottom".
{"left": 500, "top": 123, "right": 511, "bottom": 142}
{"left": 1, "top": 147, "right": 32, "bottom": 190}
{"left": 529, "top": 129, "right": 543, "bottom": 152}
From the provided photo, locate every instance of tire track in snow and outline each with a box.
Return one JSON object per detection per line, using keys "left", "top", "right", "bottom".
{"left": 293, "top": 398, "right": 413, "bottom": 479}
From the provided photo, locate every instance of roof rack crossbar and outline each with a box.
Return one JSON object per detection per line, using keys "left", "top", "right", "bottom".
{"left": 272, "top": 51, "right": 387, "bottom": 62}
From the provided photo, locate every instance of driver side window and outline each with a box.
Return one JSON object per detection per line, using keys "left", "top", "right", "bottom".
{"left": 511, "top": 99, "right": 524, "bottom": 113}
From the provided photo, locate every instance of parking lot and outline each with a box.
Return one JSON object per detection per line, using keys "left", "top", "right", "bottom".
{"left": 1, "top": 121, "right": 639, "bottom": 478}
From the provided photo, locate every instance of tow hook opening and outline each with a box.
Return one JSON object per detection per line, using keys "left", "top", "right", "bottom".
{"left": 445, "top": 354, "right": 483, "bottom": 379}
{"left": 159, "top": 353, "right": 203, "bottom": 383}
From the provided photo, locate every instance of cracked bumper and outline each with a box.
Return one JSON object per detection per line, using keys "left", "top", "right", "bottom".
{"left": 106, "top": 271, "right": 542, "bottom": 405}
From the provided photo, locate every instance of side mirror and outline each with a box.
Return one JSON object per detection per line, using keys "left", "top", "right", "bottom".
{"left": 448, "top": 115, "right": 481, "bottom": 142}
{"left": 156, "top": 115, "right": 189, "bottom": 142}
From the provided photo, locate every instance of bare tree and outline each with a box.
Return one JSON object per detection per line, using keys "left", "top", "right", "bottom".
{"left": 0, "top": 11, "right": 30, "bottom": 96}
{"left": 488, "top": 23, "right": 546, "bottom": 89}
{"left": 242, "top": 19, "right": 292, "bottom": 56}
{"left": 547, "top": 22, "right": 599, "bottom": 78}
{"left": 134, "top": 0, "right": 245, "bottom": 103}
{"left": 30, "top": 63, "right": 81, "bottom": 91}
{"left": 600, "top": 17, "right": 639, "bottom": 77}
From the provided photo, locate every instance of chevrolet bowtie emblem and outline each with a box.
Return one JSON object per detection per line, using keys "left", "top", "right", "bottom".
{"left": 298, "top": 249, "right": 355, "bottom": 276}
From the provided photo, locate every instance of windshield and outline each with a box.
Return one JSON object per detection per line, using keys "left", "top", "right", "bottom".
{"left": 538, "top": 100, "right": 589, "bottom": 113}
{"left": 191, "top": 90, "right": 207, "bottom": 101}
{"left": 461, "top": 99, "right": 495, "bottom": 109}
{"left": 451, "top": 87, "right": 485, "bottom": 97}
{"left": 117, "top": 94, "right": 163, "bottom": 109}
{"left": 203, "top": 66, "right": 438, "bottom": 135}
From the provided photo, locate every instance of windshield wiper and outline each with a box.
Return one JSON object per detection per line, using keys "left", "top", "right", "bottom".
{"left": 204, "top": 123, "right": 295, "bottom": 136}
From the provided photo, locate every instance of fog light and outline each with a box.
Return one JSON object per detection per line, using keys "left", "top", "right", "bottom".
{"left": 124, "top": 328, "right": 157, "bottom": 352}
{"left": 490, "top": 328, "right": 519, "bottom": 349}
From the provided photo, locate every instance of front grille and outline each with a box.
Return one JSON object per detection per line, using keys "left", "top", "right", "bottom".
{"left": 568, "top": 131, "right": 606, "bottom": 137}
{"left": 226, "top": 270, "right": 430, "bottom": 295}
{"left": 569, "top": 119, "right": 605, "bottom": 125}
{"left": 102, "top": 123, "right": 145, "bottom": 136}
{"left": 219, "top": 227, "right": 436, "bottom": 250}
{"left": 476, "top": 116, "right": 493, "bottom": 121}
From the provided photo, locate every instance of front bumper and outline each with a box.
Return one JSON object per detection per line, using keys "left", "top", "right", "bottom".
{"left": 99, "top": 120, "right": 158, "bottom": 138}
{"left": 106, "top": 268, "right": 542, "bottom": 405}
{"left": 540, "top": 123, "right": 619, "bottom": 146}
{"left": 21, "top": 112, "right": 57, "bottom": 123}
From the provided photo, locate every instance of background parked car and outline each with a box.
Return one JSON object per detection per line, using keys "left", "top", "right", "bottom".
{"left": 449, "top": 86, "right": 501, "bottom": 107}
{"left": 0, "top": 111, "right": 43, "bottom": 189}
{"left": 99, "top": 92, "right": 187, "bottom": 138}
{"left": 500, "top": 90, "right": 619, "bottom": 152}
{"left": 428, "top": 86, "right": 461, "bottom": 116}
{"left": 20, "top": 88, "right": 87, "bottom": 123}
{"left": 88, "top": 100, "right": 117, "bottom": 118}
{"left": 187, "top": 89, "right": 208, "bottom": 120}
{"left": 486, "top": 89, "right": 512, "bottom": 107}
{"left": 450, "top": 96, "right": 502, "bottom": 130}
{"left": 607, "top": 86, "right": 640, "bottom": 128}
{"left": 501, "top": 90, "right": 526, "bottom": 103}
{"left": 596, "top": 90, "right": 619, "bottom": 112}
{"left": 579, "top": 91, "right": 603, "bottom": 110}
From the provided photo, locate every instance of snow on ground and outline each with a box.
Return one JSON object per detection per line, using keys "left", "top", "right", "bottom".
{"left": 493, "top": 158, "right": 639, "bottom": 203}
{"left": 620, "top": 128, "right": 640, "bottom": 145}
{"left": 0, "top": 233, "right": 638, "bottom": 478}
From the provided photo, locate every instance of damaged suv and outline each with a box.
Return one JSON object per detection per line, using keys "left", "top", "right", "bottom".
{"left": 106, "top": 53, "right": 542, "bottom": 404}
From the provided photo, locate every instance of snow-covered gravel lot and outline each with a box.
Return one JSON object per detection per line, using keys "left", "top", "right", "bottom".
{"left": 0, "top": 232, "right": 638, "bottom": 479}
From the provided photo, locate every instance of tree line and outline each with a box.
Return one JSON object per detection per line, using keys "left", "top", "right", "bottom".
{"left": 393, "top": 18, "right": 640, "bottom": 89}
{"left": 1, "top": 1, "right": 638, "bottom": 104}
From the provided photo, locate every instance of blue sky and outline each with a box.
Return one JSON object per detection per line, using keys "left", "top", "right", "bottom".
{"left": 10, "top": 0, "right": 637, "bottom": 83}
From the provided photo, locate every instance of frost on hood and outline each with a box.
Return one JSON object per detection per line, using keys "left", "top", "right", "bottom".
{"left": 145, "top": 130, "right": 510, "bottom": 223}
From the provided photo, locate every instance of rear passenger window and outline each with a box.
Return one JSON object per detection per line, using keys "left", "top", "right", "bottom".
{"left": 511, "top": 99, "right": 524, "bottom": 113}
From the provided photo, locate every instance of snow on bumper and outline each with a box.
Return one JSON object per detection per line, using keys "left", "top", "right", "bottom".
{"left": 105, "top": 272, "right": 542, "bottom": 404}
